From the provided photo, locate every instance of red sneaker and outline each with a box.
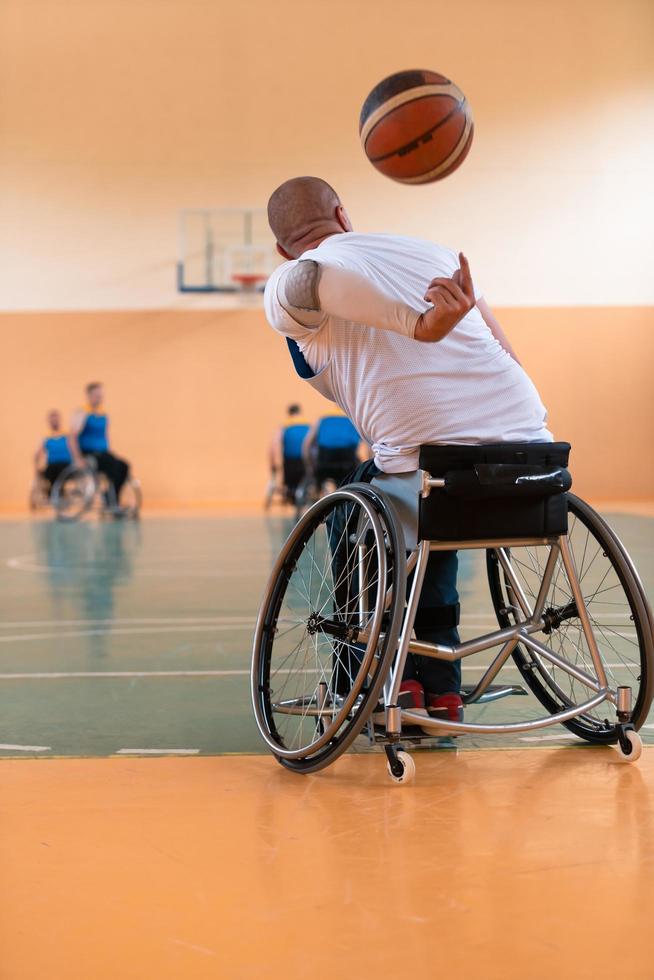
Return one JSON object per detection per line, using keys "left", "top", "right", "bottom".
{"left": 426, "top": 692, "right": 464, "bottom": 723}
{"left": 398, "top": 680, "right": 426, "bottom": 710}
{"left": 400, "top": 680, "right": 434, "bottom": 736}
{"left": 373, "top": 680, "right": 428, "bottom": 727}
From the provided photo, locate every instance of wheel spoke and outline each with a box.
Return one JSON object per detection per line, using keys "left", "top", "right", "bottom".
{"left": 492, "top": 498, "right": 649, "bottom": 736}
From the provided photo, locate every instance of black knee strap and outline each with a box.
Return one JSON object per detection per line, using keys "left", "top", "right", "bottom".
{"left": 414, "top": 603, "right": 460, "bottom": 629}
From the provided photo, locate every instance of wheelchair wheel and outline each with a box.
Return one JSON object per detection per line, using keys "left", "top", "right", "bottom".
{"left": 252, "top": 485, "right": 406, "bottom": 773}
{"left": 29, "top": 476, "right": 49, "bottom": 512}
{"left": 96, "top": 473, "right": 118, "bottom": 518}
{"left": 487, "top": 494, "right": 654, "bottom": 742}
{"left": 118, "top": 477, "right": 142, "bottom": 518}
{"left": 51, "top": 465, "right": 96, "bottom": 522}
{"left": 263, "top": 479, "right": 276, "bottom": 511}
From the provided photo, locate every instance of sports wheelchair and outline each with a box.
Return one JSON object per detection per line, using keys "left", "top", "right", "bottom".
{"left": 295, "top": 447, "right": 360, "bottom": 511}
{"left": 252, "top": 442, "right": 654, "bottom": 783}
{"left": 264, "top": 459, "right": 307, "bottom": 513}
{"left": 31, "top": 457, "right": 142, "bottom": 523}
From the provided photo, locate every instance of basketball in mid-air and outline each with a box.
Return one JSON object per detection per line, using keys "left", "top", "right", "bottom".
{"left": 359, "top": 69, "right": 473, "bottom": 184}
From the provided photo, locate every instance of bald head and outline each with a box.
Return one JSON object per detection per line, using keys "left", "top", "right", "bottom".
{"left": 267, "top": 176, "right": 351, "bottom": 258}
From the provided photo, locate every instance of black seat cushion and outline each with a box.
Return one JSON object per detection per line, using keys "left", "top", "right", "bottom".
{"left": 418, "top": 442, "right": 572, "bottom": 541}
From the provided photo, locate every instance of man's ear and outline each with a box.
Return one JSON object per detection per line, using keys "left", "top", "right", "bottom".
{"left": 336, "top": 205, "right": 353, "bottom": 233}
{"left": 276, "top": 242, "right": 294, "bottom": 260}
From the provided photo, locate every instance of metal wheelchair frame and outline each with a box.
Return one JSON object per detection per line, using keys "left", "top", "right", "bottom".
{"left": 382, "top": 482, "right": 613, "bottom": 738}
{"left": 252, "top": 474, "right": 653, "bottom": 782}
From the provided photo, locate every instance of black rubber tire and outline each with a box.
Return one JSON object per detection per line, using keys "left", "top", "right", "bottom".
{"left": 487, "top": 494, "right": 654, "bottom": 742}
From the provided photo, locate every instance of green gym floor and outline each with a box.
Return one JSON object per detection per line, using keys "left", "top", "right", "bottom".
{"left": 1, "top": 510, "right": 653, "bottom": 759}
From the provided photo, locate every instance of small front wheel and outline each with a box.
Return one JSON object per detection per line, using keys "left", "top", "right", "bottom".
{"left": 387, "top": 750, "right": 416, "bottom": 785}
{"left": 615, "top": 729, "right": 643, "bottom": 763}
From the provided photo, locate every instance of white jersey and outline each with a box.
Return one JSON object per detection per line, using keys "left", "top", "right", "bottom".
{"left": 264, "top": 232, "right": 552, "bottom": 473}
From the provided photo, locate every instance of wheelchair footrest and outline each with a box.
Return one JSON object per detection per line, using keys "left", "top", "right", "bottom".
{"left": 461, "top": 684, "right": 528, "bottom": 705}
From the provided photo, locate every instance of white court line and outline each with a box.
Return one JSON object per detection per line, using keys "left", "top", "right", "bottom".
{"left": 0, "top": 624, "right": 254, "bottom": 644}
{"left": 0, "top": 624, "right": 635, "bottom": 644}
{"left": 519, "top": 734, "right": 581, "bottom": 743}
{"left": 0, "top": 743, "right": 52, "bottom": 751}
{"left": 5, "top": 555, "right": 271, "bottom": 578}
{"left": 0, "top": 670, "right": 251, "bottom": 679}
{"left": 0, "top": 662, "right": 637, "bottom": 680}
{"left": 0, "top": 616, "right": 254, "bottom": 629}
{"left": 0, "top": 613, "right": 636, "bottom": 629}
{"left": 0, "top": 614, "right": 512, "bottom": 629}
{"left": 116, "top": 748, "right": 199, "bottom": 755}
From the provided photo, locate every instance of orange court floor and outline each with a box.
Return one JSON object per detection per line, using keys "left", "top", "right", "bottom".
{"left": 1, "top": 509, "right": 653, "bottom": 978}
{"left": 2, "top": 747, "right": 654, "bottom": 980}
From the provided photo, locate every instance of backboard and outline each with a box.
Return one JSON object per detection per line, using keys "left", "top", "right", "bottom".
{"left": 177, "top": 208, "right": 280, "bottom": 293}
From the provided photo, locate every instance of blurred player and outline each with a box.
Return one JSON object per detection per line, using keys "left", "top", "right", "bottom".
{"left": 33, "top": 409, "right": 72, "bottom": 492}
{"left": 268, "top": 404, "right": 311, "bottom": 504}
{"left": 302, "top": 410, "right": 362, "bottom": 489}
{"left": 69, "top": 382, "right": 130, "bottom": 510}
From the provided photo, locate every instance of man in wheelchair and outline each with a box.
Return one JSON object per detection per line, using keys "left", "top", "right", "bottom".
{"left": 33, "top": 409, "right": 72, "bottom": 493}
{"left": 264, "top": 176, "right": 551, "bottom": 723}
{"left": 69, "top": 382, "right": 131, "bottom": 514}
{"left": 302, "top": 410, "right": 362, "bottom": 491}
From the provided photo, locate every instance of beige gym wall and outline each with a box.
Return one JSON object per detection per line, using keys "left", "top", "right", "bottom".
{"left": 1, "top": 0, "right": 652, "bottom": 507}
{"left": 1, "top": 306, "right": 651, "bottom": 509}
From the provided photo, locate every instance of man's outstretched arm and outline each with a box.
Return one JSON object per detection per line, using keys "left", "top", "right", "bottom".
{"left": 277, "top": 253, "right": 476, "bottom": 343}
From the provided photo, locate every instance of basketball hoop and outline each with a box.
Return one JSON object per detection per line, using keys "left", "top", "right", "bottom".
{"left": 231, "top": 272, "right": 267, "bottom": 292}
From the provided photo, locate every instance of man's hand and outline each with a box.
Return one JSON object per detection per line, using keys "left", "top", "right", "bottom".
{"left": 415, "top": 253, "right": 475, "bottom": 342}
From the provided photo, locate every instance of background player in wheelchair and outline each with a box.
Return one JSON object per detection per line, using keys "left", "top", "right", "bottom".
{"left": 68, "top": 381, "right": 133, "bottom": 518}
{"left": 299, "top": 410, "right": 363, "bottom": 506}
{"left": 30, "top": 409, "right": 72, "bottom": 508}
{"left": 265, "top": 403, "right": 310, "bottom": 509}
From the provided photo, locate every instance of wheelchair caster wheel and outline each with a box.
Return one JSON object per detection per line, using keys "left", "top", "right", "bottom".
{"left": 387, "top": 750, "right": 415, "bottom": 785}
{"left": 615, "top": 729, "right": 642, "bottom": 763}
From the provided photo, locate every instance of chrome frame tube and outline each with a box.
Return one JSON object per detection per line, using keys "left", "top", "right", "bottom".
{"left": 497, "top": 547, "right": 533, "bottom": 620}
{"left": 520, "top": 635, "right": 613, "bottom": 701}
{"left": 383, "top": 548, "right": 418, "bottom": 614}
{"left": 357, "top": 543, "right": 368, "bottom": 628}
{"left": 429, "top": 537, "right": 553, "bottom": 551}
{"left": 384, "top": 539, "right": 430, "bottom": 706}
{"left": 559, "top": 534, "right": 609, "bottom": 689}
{"left": 532, "top": 543, "right": 561, "bottom": 619}
{"left": 405, "top": 549, "right": 419, "bottom": 578}
{"left": 401, "top": 689, "right": 610, "bottom": 735}
{"left": 521, "top": 633, "right": 603, "bottom": 689}
{"left": 463, "top": 637, "right": 520, "bottom": 703}
{"left": 407, "top": 621, "right": 541, "bottom": 661}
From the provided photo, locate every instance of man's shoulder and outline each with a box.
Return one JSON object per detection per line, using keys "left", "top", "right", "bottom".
{"left": 264, "top": 258, "right": 295, "bottom": 306}
{"left": 264, "top": 258, "right": 295, "bottom": 323}
{"left": 308, "top": 231, "right": 455, "bottom": 261}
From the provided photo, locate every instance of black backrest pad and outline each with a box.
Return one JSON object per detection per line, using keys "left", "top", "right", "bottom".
{"left": 419, "top": 441, "right": 571, "bottom": 474}
{"left": 418, "top": 442, "right": 571, "bottom": 541}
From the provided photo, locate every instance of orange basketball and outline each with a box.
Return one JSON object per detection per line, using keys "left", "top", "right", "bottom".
{"left": 359, "top": 69, "right": 474, "bottom": 184}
